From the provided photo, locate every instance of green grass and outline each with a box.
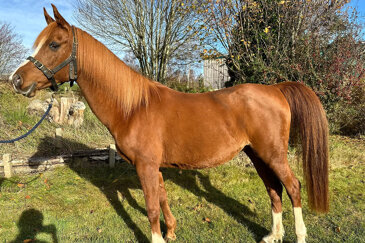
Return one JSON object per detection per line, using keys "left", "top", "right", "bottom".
{"left": 0, "top": 136, "right": 364, "bottom": 242}
{"left": 1, "top": 82, "right": 364, "bottom": 242}
{"left": 0, "top": 82, "right": 113, "bottom": 158}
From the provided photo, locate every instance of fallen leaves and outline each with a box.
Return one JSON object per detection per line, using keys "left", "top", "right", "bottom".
{"left": 16, "top": 121, "right": 23, "bottom": 130}
{"left": 203, "top": 217, "right": 211, "bottom": 223}
{"left": 23, "top": 239, "right": 35, "bottom": 243}
{"left": 17, "top": 183, "right": 25, "bottom": 188}
{"left": 193, "top": 203, "right": 203, "bottom": 211}
{"left": 44, "top": 178, "right": 51, "bottom": 189}
{"left": 336, "top": 226, "right": 341, "bottom": 233}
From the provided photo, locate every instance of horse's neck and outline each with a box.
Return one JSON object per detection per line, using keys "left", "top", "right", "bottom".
{"left": 77, "top": 76, "right": 125, "bottom": 131}
{"left": 75, "top": 29, "right": 158, "bottom": 136}
{"left": 75, "top": 30, "right": 129, "bottom": 132}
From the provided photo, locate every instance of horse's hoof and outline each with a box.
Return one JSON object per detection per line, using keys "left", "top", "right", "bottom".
{"left": 165, "top": 232, "right": 176, "bottom": 242}
{"left": 261, "top": 235, "right": 283, "bottom": 243}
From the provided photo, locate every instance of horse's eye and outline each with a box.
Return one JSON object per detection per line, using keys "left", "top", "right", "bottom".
{"left": 49, "top": 41, "right": 60, "bottom": 51}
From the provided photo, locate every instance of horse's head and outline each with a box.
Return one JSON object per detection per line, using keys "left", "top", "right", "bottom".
{"left": 10, "top": 4, "right": 77, "bottom": 97}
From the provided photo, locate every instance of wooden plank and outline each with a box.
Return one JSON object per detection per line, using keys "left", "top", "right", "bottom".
{"left": 13, "top": 162, "right": 65, "bottom": 175}
{"left": 55, "top": 128, "right": 63, "bottom": 148}
{"left": 109, "top": 144, "right": 116, "bottom": 168}
{"left": 0, "top": 149, "right": 109, "bottom": 167}
{"left": 3, "top": 154, "right": 12, "bottom": 178}
{"left": 0, "top": 148, "right": 124, "bottom": 176}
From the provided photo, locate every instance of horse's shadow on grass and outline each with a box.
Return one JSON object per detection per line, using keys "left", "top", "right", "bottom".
{"left": 161, "top": 168, "right": 271, "bottom": 241}
{"left": 30, "top": 136, "right": 272, "bottom": 242}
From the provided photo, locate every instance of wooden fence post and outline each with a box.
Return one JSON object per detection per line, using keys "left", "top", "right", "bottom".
{"left": 3, "top": 154, "right": 13, "bottom": 178}
{"left": 59, "top": 97, "right": 76, "bottom": 124}
{"left": 55, "top": 128, "right": 63, "bottom": 148}
{"left": 109, "top": 144, "right": 116, "bottom": 168}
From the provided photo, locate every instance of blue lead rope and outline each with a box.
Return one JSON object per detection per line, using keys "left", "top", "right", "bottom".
{"left": 0, "top": 98, "right": 54, "bottom": 144}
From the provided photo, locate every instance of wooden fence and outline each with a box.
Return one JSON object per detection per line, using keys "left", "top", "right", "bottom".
{"left": 0, "top": 144, "right": 119, "bottom": 178}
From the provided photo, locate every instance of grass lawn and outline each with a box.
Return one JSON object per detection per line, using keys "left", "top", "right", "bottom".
{"left": 0, "top": 82, "right": 113, "bottom": 158}
{"left": 1, "top": 82, "right": 364, "bottom": 242}
{"left": 0, "top": 136, "right": 364, "bottom": 243}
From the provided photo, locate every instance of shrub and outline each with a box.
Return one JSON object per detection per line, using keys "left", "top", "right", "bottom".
{"left": 165, "top": 77, "right": 212, "bottom": 93}
{"left": 328, "top": 85, "right": 365, "bottom": 136}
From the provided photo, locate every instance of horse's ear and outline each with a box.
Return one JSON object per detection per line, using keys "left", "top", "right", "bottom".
{"left": 51, "top": 4, "right": 70, "bottom": 28}
{"left": 44, "top": 8, "right": 55, "bottom": 25}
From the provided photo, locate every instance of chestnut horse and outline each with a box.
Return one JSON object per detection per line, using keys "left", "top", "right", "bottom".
{"left": 10, "top": 5, "right": 329, "bottom": 243}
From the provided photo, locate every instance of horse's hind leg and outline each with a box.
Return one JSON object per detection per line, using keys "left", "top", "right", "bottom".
{"left": 158, "top": 172, "right": 177, "bottom": 241}
{"left": 268, "top": 158, "right": 307, "bottom": 243}
{"left": 250, "top": 145, "right": 307, "bottom": 243}
{"left": 244, "top": 146, "right": 284, "bottom": 243}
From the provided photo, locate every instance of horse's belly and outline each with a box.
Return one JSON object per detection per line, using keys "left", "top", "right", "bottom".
{"left": 161, "top": 137, "right": 247, "bottom": 169}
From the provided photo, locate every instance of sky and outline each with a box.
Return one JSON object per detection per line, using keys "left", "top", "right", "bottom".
{"left": 0, "top": 0, "right": 364, "bottom": 56}
{"left": 0, "top": 0, "right": 75, "bottom": 54}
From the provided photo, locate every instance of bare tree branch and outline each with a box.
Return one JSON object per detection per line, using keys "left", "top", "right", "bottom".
{"left": 0, "top": 22, "right": 27, "bottom": 75}
{"left": 75, "top": 0, "right": 201, "bottom": 82}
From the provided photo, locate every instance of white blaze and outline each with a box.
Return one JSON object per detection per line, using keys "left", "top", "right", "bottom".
{"left": 9, "top": 37, "right": 46, "bottom": 81}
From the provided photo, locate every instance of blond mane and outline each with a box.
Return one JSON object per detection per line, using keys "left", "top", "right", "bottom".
{"left": 76, "top": 28, "right": 157, "bottom": 116}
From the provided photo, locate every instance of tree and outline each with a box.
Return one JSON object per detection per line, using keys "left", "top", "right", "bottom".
{"left": 194, "top": 0, "right": 364, "bottom": 134}
{"left": 0, "top": 22, "right": 27, "bottom": 75}
{"left": 75, "top": 0, "right": 201, "bottom": 82}
{"left": 194, "top": 0, "right": 360, "bottom": 83}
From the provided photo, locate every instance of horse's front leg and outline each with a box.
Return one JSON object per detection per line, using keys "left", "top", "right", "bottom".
{"left": 158, "top": 172, "right": 176, "bottom": 241}
{"left": 136, "top": 162, "right": 165, "bottom": 243}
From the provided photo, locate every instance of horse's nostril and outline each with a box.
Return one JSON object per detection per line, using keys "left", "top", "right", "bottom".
{"left": 12, "top": 74, "right": 23, "bottom": 88}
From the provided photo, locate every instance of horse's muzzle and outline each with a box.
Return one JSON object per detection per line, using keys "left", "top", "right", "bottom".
{"left": 11, "top": 74, "right": 37, "bottom": 97}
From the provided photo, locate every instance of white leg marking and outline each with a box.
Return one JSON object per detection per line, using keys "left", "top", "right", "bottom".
{"left": 152, "top": 232, "right": 165, "bottom": 243}
{"left": 9, "top": 37, "right": 46, "bottom": 81}
{"left": 262, "top": 210, "right": 285, "bottom": 243}
{"left": 294, "top": 207, "right": 307, "bottom": 243}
